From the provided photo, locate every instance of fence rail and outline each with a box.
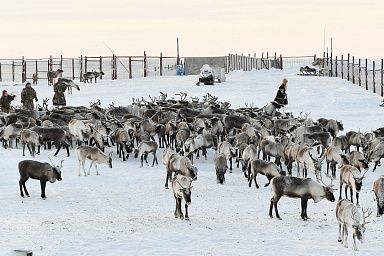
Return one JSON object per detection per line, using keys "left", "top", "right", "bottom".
{"left": 0, "top": 53, "right": 180, "bottom": 84}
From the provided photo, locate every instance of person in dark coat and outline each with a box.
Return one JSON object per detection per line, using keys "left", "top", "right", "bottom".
{"left": 52, "top": 80, "right": 68, "bottom": 107}
{"left": 274, "top": 78, "right": 288, "bottom": 106}
{"left": 21, "top": 82, "right": 38, "bottom": 110}
{"left": 0, "top": 90, "right": 16, "bottom": 113}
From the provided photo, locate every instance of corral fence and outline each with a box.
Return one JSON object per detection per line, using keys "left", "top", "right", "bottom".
{"left": 227, "top": 53, "right": 283, "bottom": 71}
{"left": 319, "top": 52, "right": 384, "bottom": 97}
{"left": 0, "top": 53, "right": 180, "bottom": 84}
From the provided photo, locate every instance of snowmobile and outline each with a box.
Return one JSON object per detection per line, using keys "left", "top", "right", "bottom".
{"left": 196, "top": 64, "right": 215, "bottom": 85}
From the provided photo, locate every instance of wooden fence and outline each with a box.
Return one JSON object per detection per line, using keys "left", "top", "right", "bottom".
{"left": 322, "top": 52, "right": 384, "bottom": 97}
{"left": 0, "top": 53, "right": 180, "bottom": 84}
{"left": 227, "top": 53, "right": 283, "bottom": 71}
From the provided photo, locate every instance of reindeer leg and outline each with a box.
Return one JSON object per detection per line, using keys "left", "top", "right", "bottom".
{"left": 339, "top": 184, "right": 343, "bottom": 200}
{"left": 356, "top": 192, "right": 359, "bottom": 207}
{"left": 248, "top": 173, "right": 253, "bottom": 187}
{"left": 352, "top": 233, "right": 358, "bottom": 251}
{"left": 40, "top": 180, "right": 47, "bottom": 199}
{"left": 269, "top": 198, "right": 274, "bottom": 218}
{"left": 338, "top": 223, "right": 342, "bottom": 242}
{"left": 301, "top": 198, "right": 309, "bottom": 220}
{"left": 185, "top": 204, "right": 189, "bottom": 220}
{"left": 229, "top": 157, "right": 232, "bottom": 171}
{"left": 343, "top": 225, "right": 348, "bottom": 248}
{"left": 96, "top": 164, "right": 100, "bottom": 175}
{"left": 53, "top": 144, "right": 62, "bottom": 157}
{"left": 165, "top": 171, "right": 170, "bottom": 189}
{"left": 178, "top": 198, "right": 184, "bottom": 219}
{"left": 174, "top": 196, "right": 179, "bottom": 218}
{"left": 349, "top": 188, "right": 353, "bottom": 203}
{"left": 274, "top": 197, "right": 282, "bottom": 220}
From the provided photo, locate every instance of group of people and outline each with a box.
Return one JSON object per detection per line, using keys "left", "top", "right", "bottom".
{"left": 0, "top": 82, "right": 38, "bottom": 113}
{"left": 0, "top": 79, "right": 69, "bottom": 113}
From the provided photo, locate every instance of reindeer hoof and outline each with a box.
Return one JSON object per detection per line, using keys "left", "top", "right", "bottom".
{"left": 185, "top": 217, "right": 189, "bottom": 221}
{"left": 338, "top": 239, "right": 342, "bottom": 243}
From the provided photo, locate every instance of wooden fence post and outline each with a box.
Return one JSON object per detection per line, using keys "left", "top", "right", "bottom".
{"left": 352, "top": 56, "right": 355, "bottom": 84}
{"left": 129, "top": 57, "right": 132, "bottom": 79}
{"left": 330, "top": 51, "right": 333, "bottom": 77}
{"left": 373, "top": 61, "right": 376, "bottom": 93}
{"left": 341, "top": 55, "right": 344, "bottom": 79}
{"left": 347, "top": 53, "right": 350, "bottom": 81}
{"left": 80, "top": 55, "right": 83, "bottom": 82}
{"left": 22, "top": 56, "right": 26, "bottom": 83}
{"left": 35, "top": 60, "right": 38, "bottom": 82}
{"left": 358, "top": 58, "right": 361, "bottom": 86}
{"left": 160, "top": 53, "right": 163, "bottom": 76}
{"left": 60, "top": 55, "right": 63, "bottom": 69}
{"left": 49, "top": 56, "right": 53, "bottom": 72}
{"left": 280, "top": 54, "right": 283, "bottom": 70}
{"left": 143, "top": 51, "right": 147, "bottom": 77}
{"left": 72, "top": 58, "right": 75, "bottom": 80}
{"left": 365, "top": 58, "right": 368, "bottom": 90}
{"left": 322, "top": 52, "right": 325, "bottom": 68}
{"left": 99, "top": 56, "right": 103, "bottom": 79}
{"left": 84, "top": 56, "right": 88, "bottom": 74}
{"left": 12, "top": 61, "right": 15, "bottom": 82}
{"left": 381, "top": 59, "right": 384, "bottom": 97}
{"left": 335, "top": 56, "right": 338, "bottom": 77}
{"left": 0, "top": 63, "right": 2, "bottom": 82}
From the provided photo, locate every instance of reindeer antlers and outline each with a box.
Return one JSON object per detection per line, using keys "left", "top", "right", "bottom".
{"left": 362, "top": 208, "right": 373, "bottom": 224}
{"left": 175, "top": 92, "right": 187, "bottom": 101}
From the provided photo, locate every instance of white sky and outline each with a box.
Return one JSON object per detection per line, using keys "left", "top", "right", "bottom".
{"left": 1, "top": 0, "right": 383, "bottom": 59}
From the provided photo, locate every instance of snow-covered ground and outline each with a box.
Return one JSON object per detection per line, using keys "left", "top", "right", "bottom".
{"left": 1, "top": 67, "right": 384, "bottom": 256}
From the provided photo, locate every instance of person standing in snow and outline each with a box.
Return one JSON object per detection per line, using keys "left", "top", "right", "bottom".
{"left": 274, "top": 78, "right": 288, "bottom": 106}
{"left": 0, "top": 90, "right": 16, "bottom": 113}
{"left": 21, "top": 81, "right": 38, "bottom": 111}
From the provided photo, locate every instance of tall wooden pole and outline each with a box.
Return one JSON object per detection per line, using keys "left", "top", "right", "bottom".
{"left": 176, "top": 37, "right": 180, "bottom": 65}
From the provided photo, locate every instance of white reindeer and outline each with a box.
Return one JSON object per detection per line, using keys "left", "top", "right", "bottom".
{"left": 336, "top": 199, "right": 372, "bottom": 251}
{"left": 76, "top": 145, "right": 112, "bottom": 176}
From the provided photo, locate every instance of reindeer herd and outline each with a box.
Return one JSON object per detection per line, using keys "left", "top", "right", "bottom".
{"left": 1, "top": 91, "right": 384, "bottom": 251}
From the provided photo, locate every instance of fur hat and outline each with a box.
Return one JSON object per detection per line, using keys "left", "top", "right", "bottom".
{"left": 25, "top": 81, "right": 31, "bottom": 87}
{"left": 282, "top": 78, "right": 288, "bottom": 84}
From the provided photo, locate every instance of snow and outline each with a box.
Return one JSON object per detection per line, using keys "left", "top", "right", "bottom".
{"left": 1, "top": 67, "right": 384, "bottom": 256}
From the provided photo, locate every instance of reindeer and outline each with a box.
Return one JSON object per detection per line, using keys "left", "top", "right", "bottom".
{"left": 20, "top": 129, "right": 43, "bottom": 157}
{"left": 93, "top": 71, "right": 104, "bottom": 82}
{"left": 218, "top": 141, "right": 236, "bottom": 171}
{"left": 165, "top": 153, "right": 197, "bottom": 189}
{"left": 47, "top": 69, "right": 63, "bottom": 85}
{"left": 114, "top": 128, "right": 133, "bottom": 161}
{"left": 214, "top": 153, "right": 228, "bottom": 184}
{"left": 373, "top": 176, "right": 384, "bottom": 217}
{"left": 172, "top": 174, "right": 193, "bottom": 220}
{"left": 346, "top": 131, "right": 365, "bottom": 152}
{"left": 332, "top": 135, "right": 350, "bottom": 153}
{"left": 183, "top": 133, "right": 218, "bottom": 163}
{"left": 339, "top": 165, "right": 368, "bottom": 206}
{"left": 18, "top": 159, "right": 63, "bottom": 199}
{"left": 83, "top": 72, "right": 95, "bottom": 83}
{"left": 76, "top": 145, "right": 112, "bottom": 176}
{"left": 296, "top": 146, "right": 325, "bottom": 181}
{"left": 325, "top": 146, "right": 349, "bottom": 178}
{"left": 336, "top": 199, "right": 372, "bottom": 250}
{"left": 240, "top": 144, "right": 258, "bottom": 177}
{"left": 248, "top": 159, "right": 285, "bottom": 188}
{"left": 269, "top": 176, "right": 335, "bottom": 220}
{"left": 347, "top": 151, "right": 369, "bottom": 171}
{"left": 134, "top": 141, "right": 158, "bottom": 167}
